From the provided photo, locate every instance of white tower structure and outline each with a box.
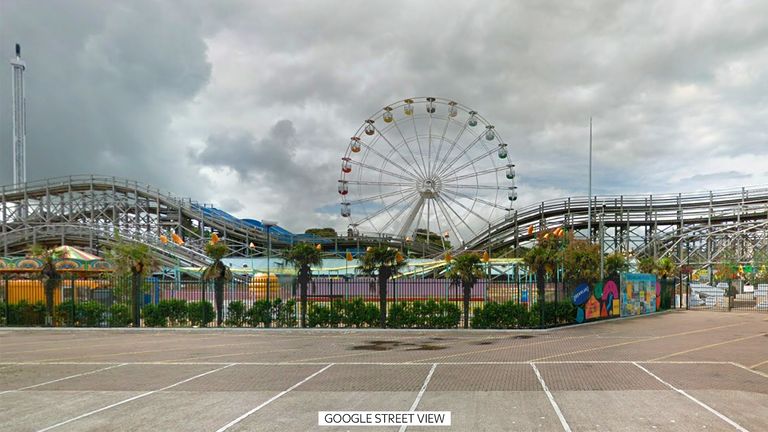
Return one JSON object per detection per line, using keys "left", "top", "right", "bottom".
{"left": 10, "top": 43, "right": 27, "bottom": 186}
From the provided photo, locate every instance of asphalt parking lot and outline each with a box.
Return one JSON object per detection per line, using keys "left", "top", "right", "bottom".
{"left": 1, "top": 310, "right": 767, "bottom": 431}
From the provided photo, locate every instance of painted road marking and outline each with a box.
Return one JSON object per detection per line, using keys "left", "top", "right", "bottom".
{"left": 214, "top": 363, "right": 334, "bottom": 432}
{"left": 35, "top": 363, "right": 235, "bottom": 432}
{"left": 0, "top": 360, "right": 736, "bottom": 366}
{"left": 730, "top": 362, "right": 768, "bottom": 379}
{"left": 633, "top": 362, "right": 749, "bottom": 432}
{"left": 650, "top": 333, "right": 767, "bottom": 361}
{"left": 531, "top": 322, "right": 744, "bottom": 362}
{"left": 399, "top": 363, "right": 438, "bottom": 432}
{"left": 530, "top": 363, "right": 572, "bottom": 432}
{"left": 0, "top": 364, "right": 125, "bottom": 395}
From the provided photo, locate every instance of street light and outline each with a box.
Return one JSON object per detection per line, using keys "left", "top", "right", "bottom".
{"left": 263, "top": 220, "right": 278, "bottom": 328}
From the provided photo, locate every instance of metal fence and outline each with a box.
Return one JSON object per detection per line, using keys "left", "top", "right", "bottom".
{"left": 1, "top": 274, "right": 723, "bottom": 328}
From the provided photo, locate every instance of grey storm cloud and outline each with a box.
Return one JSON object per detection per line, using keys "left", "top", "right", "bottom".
{"left": 2, "top": 0, "right": 768, "bottom": 232}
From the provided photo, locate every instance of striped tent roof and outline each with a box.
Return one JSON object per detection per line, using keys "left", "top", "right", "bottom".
{"left": 53, "top": 246, "right": 102, "bottom": 261}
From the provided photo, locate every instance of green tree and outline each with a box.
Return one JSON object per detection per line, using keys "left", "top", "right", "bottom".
{"left": 446, "top": 253, "right": 484, "bottom": 329}
{"left": 106, "top": 237, "right": 158, "bottom": 327}
{"left": 304, "top": 227, "right": 338, "bottom": 237}
{"left": 360, "top": 246, "right": 405, "bottom": 328}
{"left": 561, "top": 240, "right": 600, "bottom": 285}
{"left": 604, "top": 252, "right": 629, "bottom": 279}
{"left": 655, "top": 257, "right": 676, "bottom": 279}
{"left": 29, "top": 245, "right": 61, "bottom": 326}
{"left": 523, "top": 231, "right": 563, "bottom": 323}
{"left": 284, "top": 243, "right": 323, "bottom": 328}
{"left": 202, "top": 241, "right": 232, "bottom": 326}
{"left": 638, "top": 257, "right": 656, "bottom": 274}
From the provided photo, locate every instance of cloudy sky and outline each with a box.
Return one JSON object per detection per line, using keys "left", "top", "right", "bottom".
{"left": 2, "top": 1, "right": 767, "bottom": 234}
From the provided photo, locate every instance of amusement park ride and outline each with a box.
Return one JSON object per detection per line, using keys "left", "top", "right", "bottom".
{"left": 1, "top": 89, "right": 768, "bottom": 277}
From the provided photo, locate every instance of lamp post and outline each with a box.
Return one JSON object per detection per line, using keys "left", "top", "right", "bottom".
{"left": 263, "top": 220, "right": 277, "bottom": 328}
{"left": 249, "top": 242, "right": 256, "bottom": 276}
{"left": 588, "top": 117, "right": 593, "bottom": 242}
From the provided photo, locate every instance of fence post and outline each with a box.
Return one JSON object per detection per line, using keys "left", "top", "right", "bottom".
{"left": 201, "top": 280, "right": 207, "bottom": 327}
{"left": 3, "top": 275, "right": 8, "bottom": 326}
{"left": 70, "top": 275, "right": 76, "bottom": 326}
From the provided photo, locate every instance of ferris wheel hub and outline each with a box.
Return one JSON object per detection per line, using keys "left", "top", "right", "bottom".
{"left": 417, "top": 177, "right": 443, "bottom": 198}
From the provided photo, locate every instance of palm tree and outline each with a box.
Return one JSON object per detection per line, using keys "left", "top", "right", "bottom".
{"left": 523, "top": 231, "right": 562, "bottom": 325}
{"left": 106, "top": 237, "right": 158, "bottom": 327}
{"left": 446, "top": 253, "right": 484, "bottom": 329}
{"left": 29, "top": 245, "right": 61, "bottom": 326}
{"left": 284, "top": 243, "right": 322, "bottom": 328}
{"left": 638, "top": 256, "right": 656, "bottom": 274}
{"left": 360, "top": 246, "right": 405, "bottom": 328}
{"left": 203, "top": 240, "right": 232, "bottom": 326}
{"left": 604, "top": 252, "right": 629, "bottom": 279}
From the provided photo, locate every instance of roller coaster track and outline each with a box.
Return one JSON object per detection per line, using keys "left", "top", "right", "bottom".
{"left": 0, "top": 175, "right": 442, "bottom": 265}
{"left": 470, "top": 185, "right": 768, "bottom": 273}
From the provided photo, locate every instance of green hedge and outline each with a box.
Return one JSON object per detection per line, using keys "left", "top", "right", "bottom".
{"left": 188, "top": 301, "right": 215, "bottom": 327}
{"left": 2, "top": 300, "right": 46, "bottom": 326}
{"left": 472, "top": 301, "right": 577, "bottom": 329}
{"left": 387, "top": 300, "right": 461, "bottom": 328}
{"left": 243, "top": 299, "right": 297, "bottom": 327}
{"left": 307, "top": 299, "right": 378, "bottom": 328}
{"left": 56, "top": 301, "right": 107, "bottom": 327}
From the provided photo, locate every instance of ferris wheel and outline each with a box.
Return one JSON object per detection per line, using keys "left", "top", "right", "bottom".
{"left": 338, "top": 97, "right": 517, "bottom": 250}
{"left": 338, "top": 97, "right": 518, "bottom": 251}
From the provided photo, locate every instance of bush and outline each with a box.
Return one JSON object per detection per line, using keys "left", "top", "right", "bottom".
{"left": 79, "top": 301, "right": 106, "bottom": 327}
{"left": 306, "top": 302, "right": 342, "bottom": 328}
{"left": 243, "top": 299, "right": 297, "bottom": 327}
{"left": 5, "top": 300, "right": 46, "bottom": 326}
{"left": 158, "top": 299, "right": 188, "bottom": 326}
{"left": 471, "top": 301, "right": 531, "bottom": 329}
{"left": 0, "top": 302, "right": 5, "bottom": 325}
{"left": 142, "top": 304, "right": 166, "bottom": 327}
{"left": 108, "top": 303, "right": 132, "bottom": 327}
{"left": 388, "top": 300, "right": 461, "bottom": 328}
{"left": 188, "top": 301, "right": 214, "bottom": 327}
{"left": 273, "top": 299, "right": 298, "bottom": 327}
{"left": 340, "top": 298, "right": 378, "bottom": 327}
{"left": 225, "top": 300, "right": 247, "bottom": 327}
{"left": 530, "top": 301, "right": 577, "bottom": 327}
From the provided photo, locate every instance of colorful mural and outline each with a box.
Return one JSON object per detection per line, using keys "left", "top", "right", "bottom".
{"left": 620, "top": 273, "right": 657, "bottom": 316}
{"left": 573, "top": 278, "right": 621, "bottom": 323}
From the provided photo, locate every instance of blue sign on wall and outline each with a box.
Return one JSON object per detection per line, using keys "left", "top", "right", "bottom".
{"left": 572, "top": 282, "right": 590, "bottom": 305}
{"left": 521, "top": 289, "right": 528, "bottom": 303}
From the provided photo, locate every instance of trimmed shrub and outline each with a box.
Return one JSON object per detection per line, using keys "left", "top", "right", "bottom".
{"left": 158, "top": 299, "right": 188, "bottom": 326}
{"left": 273, "top": 299, "right": 298, "bottom": 328}
{"left": 225, "top": 300, "right": 247, "bottom": 327}
{"left": 5, "top": 300, "right": 46, "bottom": 326}
{"left": 340, "top": 298, "right": 378, "bottom": 328}
{"left": 245, "top": 300, "right": 271, "bottom": 327}
{"left": 387, "top": 300, "right": 461, "bottom": 329}
{"left": 471, "top": 301, "right": 531, "bottom": 329}
{"left": 142, "top": 304, "right": 166, "bottom": 327}
{"left": 306, "top": 302, "right": 342, "bottom": 328}
{"left": 108, "top": 303, "right": 132, "bottom": 327}
{"left": 188, "top": 301, "right": 214, "bottom": 327}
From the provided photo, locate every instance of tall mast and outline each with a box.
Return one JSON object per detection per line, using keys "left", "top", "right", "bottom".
{"left": 10, "top": 43, "right": 27, "bottom": 186}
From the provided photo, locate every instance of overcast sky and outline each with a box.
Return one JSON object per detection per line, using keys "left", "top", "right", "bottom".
{"left": 2, "top": 1, "right": 767, "bottom": 233}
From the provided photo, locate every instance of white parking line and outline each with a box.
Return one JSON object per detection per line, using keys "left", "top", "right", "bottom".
{"left": 35, "top": 363, "right": 236, "bottom": 432}
{"left": 399, "top": 363, "right": 438, "bottom": 432}
{"left": 214, "top": 363, "right": 334, "bottom": 432}
{"left": 729, "top": 362, "right": 768, "bottom": 379}
{"left": 633, "top": 362, "right": 749, "bottom": 432}
{"left": 0, "top": 360, "right": 735, "bottom": 366}
{"left": 0, "top": 363, "right": 125, "bottom": 396}
{"left": 530, "top": 363, "right": 572, "bottom": 432}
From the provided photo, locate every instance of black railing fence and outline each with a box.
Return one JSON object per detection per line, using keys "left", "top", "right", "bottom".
{"left": 1, "top": 274, "right": 756, "bottom": 329}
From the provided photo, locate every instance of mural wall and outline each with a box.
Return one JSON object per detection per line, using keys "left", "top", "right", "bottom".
{"left": 620, "top": 273, "right": 658, "bottom": 316}
{"left": 572, "top": 273, "right": 660, "bottom": 323}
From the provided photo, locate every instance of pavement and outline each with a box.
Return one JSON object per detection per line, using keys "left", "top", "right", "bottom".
{"left": 1, "top": 310, "right": 767, "bottom": 431}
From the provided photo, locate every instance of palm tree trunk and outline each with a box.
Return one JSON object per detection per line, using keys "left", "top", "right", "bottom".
{"left": 44, "top": 279, "right": 56, "bottom": 327}
{"left": 214, "top": 279, "right": 224, "bottom": 326}
{"left": 131, "top": 271, "right": 141, "bottom": 327}
{"left": 463, "top": 282, "right": 472, "bottom": 329}
{"left": 300, "top": 279, "right": 308, "bottom": 328}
